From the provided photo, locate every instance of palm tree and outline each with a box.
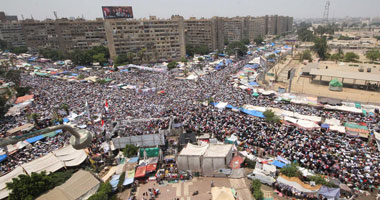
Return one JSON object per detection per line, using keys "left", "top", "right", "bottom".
{"left": 60, "top": 103, "right": 70, "bottom": 115}
{"left": 28, "top": 113, "right": 40, "bottom": 126}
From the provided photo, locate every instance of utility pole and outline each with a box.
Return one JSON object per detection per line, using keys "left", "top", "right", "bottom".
{"left": 323, "top": 1, "right": 330, "bottom": 24}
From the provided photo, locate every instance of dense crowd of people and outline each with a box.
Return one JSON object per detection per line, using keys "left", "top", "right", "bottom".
{"left": 0, "top": 53, "right": 379, "bottom": 194}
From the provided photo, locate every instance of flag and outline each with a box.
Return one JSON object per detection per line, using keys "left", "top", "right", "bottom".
{"left": 105, "top": 99, "right": 109, "bottom": 112}
{"left": 85, "top": 100, "right": 91, "bottom": 120}
{"left": 101, "top": 119, "right": 104, "bottom": 127}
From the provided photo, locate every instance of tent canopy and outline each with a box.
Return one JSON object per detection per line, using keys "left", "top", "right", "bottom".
{"left": 317, "top": 186, "right": 340, "bottom": 200}
{"left": 25, "top": 134, "right": 45, "bottom": 143}
{"left": 271, "top": 160, "right": 286, "bottom": 168}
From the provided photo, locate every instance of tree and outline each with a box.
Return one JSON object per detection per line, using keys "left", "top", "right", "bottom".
{"left": 93, "top": 53, "right": 107, "bottom": 65}
{"left": 186, "top": 45, "right": 209, "bottom": 57}
{"left": 0, "top": 39, "right": 8, "bottom": 50}
{"left": 241, "top": 38, "right": 250, "bottom": 45}
{"left": 60, "top": 103, "right": 70, "bottom": 115}
{"left": 3, "top": 69, "right": 21, "bottom": 85}
{"left": 254, "top": 36, "right": 264, "bottom": 45}
{"left": 39, "top": 49, "right": 66, "bottom": 61}
{"left": 198, "top": 57, "right": 204, "bottom": 62}
{"left": 28, "top": 113, "right": 40, "bottom": 125}
{"left": 137, "top": 48, "right": 147, "bottom": 63}
{"left": 263, "top": 109, "right": 280, "bottom": 123}
{"left": 15, "top": 86, "right": 31, "bottom": 97}
{"left": 78, "top": 74, "right": 85, "bottom": 80}
{"left": 312, "top": 37, "right": 328, "bottom": 60}
{"left": 251, "top": 179, "right": 263, "bottom": 200}
{"left": 297, "top": 28, "right": 314, "bottom": 42}
{"left": 123, "top": 144, "right": 138, "bottom": 157}
{"left": 330, "top": 53, "right": 341, "bottom": 63}
{"left": 267, "top": 54, "right": 276, "bottom": 60}
{"left": 167, "top": 61, "right": 178, "bottom": 71}
{"left": 226, "top": 41, "right": 248, "bottom": 57}
{"left": 88, "top": 182, "right": 113, "bottom": 200}
{"left": 6, "top": 171, "right": 54, "bottom": 200}
{"left": 9, "top": 46, "right": 28, "bottom": 54}
{"left": 375, "top": 36, "right": 380, "bottom": 41}
{"left": 115, "top": 53, "right": 133, "bottom": 66}
{"left": 280, "top": 163, "right": 302, "bottom": 178}
{"left": 344, "top": 52, "right": 359, "bottom": 62}
{"left": 307, "top": 175, "right": 338, "bottom": 188}
{"left": 0, "top": 96, "right": 8, "bottom": 117}
{"left": 365, "top": 49, "right": 380, "bottom": 62}
{"left": 300, "top": 50, "right": 312, "bottom": 62}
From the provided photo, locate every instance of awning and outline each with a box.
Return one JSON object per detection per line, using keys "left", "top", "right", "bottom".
{"left": 0, "top": 154, "right": 7, "bottom": 163}
{"left": 43, "top": 129, "right": 62, "bottom": 137}
{"left": 146, "top": 163, "right": 157, "bottom": 173}
{"left": 134, "top": 166, "right": 147, "bottom": 178}
{"left": 123, "top": 170, "right": 135, "bottom": 186}
{"left": 128, "top": 157, "right": 139, "bottom": 163}
{"left": 271, "top": 160, "right": 286, "bottom": 168}
{"left": 25, "top": 134, "right": 45, "bottom": 143}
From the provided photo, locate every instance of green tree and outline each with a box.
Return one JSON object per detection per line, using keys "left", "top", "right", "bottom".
{"left": 3, "top": 69, "right": 21, "bottom": 85}
{"left": 198, "top": 57, "right": 204, "bottom": 62}
{"left": 263, "top": 109, "right": 280, "bottom": 123}
{"left": 344, "top": 52, "right": 359, "bottom": 62}
{"left": 60, "top": 103, "right": 70, "bottom": 115}
{"left": 15, "top": 86, "right": 31, "bottom": 97}
{"left": 0, "top": 96, "right": 9, "bottom": 117}
{"left": 267, "top": 54, "right": 276, "bottom": 60}
{"left": 280, "top": 163, "right": 302, "bottom": 178}
{"left": 0, "top": 39, "right": 8, "bottom": 50}
{"left": 6, "top": 171, "right": 54, "bottom": 200}
{"left": 300, "top": 50, "right": 312, "bottom": 62}
{"left": 254, "top": 36, "right": 264, "bottom": 45}
{"left": 251, "top": 179, "right": 264, "bottom": 200}
{"left": 330, "top": 53, "right": 342, "bottom": 63}
{"left": 137, "top": 48, "right": 147, "bottom": 63}
{"left": 226, "top": 41, "right": 248, "bottom": 57}
{"left": 123, "top": 144, "right": 138, "bottom": 157}
{"left": 297, "top": 27, "right": 314, "bottom": 42}
{"left": 9, "top": 46, "right": 28, "bottom": 54}
{"left": 28, "top": 113, "right": 40, "bottom": 125}
{"left": 241, "top": 38, "right": 250, "bottom": 45}
{"left": 93, "top": 53, "right": 107, "bottom": 65}
{"left": 365, "top": 49, "right": 380, "bottom": 62}
{"left": 117, "top": 172, "right": 125, "bottom": 192}
{"left": 78, "top": 74, "right": 85, "bottom": 80}
{"left": 186, "top": 45, "right": 210, "bottom": 57}
{"left": 115, "top": 53, "right": 133, "bottom": 66}
{"left": 88, "top": 182, "right": 113, "bottom": 200}
{"left": 307, "top": 175, "right": 338, "bottom": 188}
{"left": 167, "top": 61, "right": 178, "bottom": 71}
{"left": 224, "top": 38, "right": 229, "bottom": 45}
{"left": 375, "top": 36, "right": 380, "bottom": 41}
{"left": 312, "top": 37, "right": 328, "bottom": 60}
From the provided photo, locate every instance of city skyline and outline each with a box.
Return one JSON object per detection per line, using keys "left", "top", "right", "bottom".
{"left": 1, "top": 0, "right": 380, "bottom": 20}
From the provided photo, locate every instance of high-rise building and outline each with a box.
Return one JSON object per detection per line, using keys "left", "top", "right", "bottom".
{"left": 104, "top": 15, "right": 186, "bottom": 61}
{"left": 0, "top": 11, "right": 25, "bottom": 47}
{"left": 266, "top": 15, "right": 278, "bottom": 35}
{"left": 277, "top": 16, "right": 287, "bottom": 35}
{"left": 247, "top": 16, "right": 266, "bottom": 41}
{"left": 21, "top": 18, "right": 106, "bottom": 52}
{"left": 287, "top": 17, "right": 294, "bottom": 32}
{"left": 184, "top": 17, "right": 225, "bottom": 52}
{"left": 223, "top": 17, "right": 248, "bottom": 43}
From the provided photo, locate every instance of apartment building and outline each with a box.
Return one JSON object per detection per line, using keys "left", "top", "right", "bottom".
{"left": 0, "top": 12, "right": 25, "bottom": 47}
{"left": 266, "top": 15, "right": 278, "bottom": 35}
{"left": 247, "top": 16, "right": 266, "bottom": 41}
{"left": 223, "top": 17, "right": 249, "bottom": 42}
{"left": 277, "top": 16, "right": 287, "bottom": 35}
{"left": 104, "top": 15, "right": 186, "bottom": 61}
{"left": 20, "top": 18, "right": 106, "bottom": 51}
{"left": 184, "top": 17, "right": 225, "bottom": 52}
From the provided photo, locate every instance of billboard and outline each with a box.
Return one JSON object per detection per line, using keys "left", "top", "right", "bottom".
{"left": 102, "top": 6, "right": 133, "bottom": 19}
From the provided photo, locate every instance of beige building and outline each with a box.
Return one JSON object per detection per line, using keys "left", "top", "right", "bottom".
{"left": 247, "top": 16, "right": 266, "bottom": 41}
{"left": 266, "top": 15, "right": 278, "bottom": 35}
{"left": 104, "top": 15, "right": 186, "bottom": 61}
{"left": 184, "top": 17, "right": 225, "bottom": 52}
{"left": 20, "top": 18, "right": 106, "bottom": 52}
{"left": 0, "top": 22, "right": 25, "bottom": 47}
{"left": 223, "top": 17, "right": 249, "bottom": 43}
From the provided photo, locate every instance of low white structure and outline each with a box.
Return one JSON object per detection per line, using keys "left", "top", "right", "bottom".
{"left": 202, "top": 144, "right": 233, "bottom": 176}
{"left": 177, "top": 143, "right": 208, "bottom": 172}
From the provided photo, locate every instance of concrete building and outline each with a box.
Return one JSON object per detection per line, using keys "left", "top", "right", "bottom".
{"left": 247, "top": 16, "right": 266, "bottom": 41}
{"left": 0, "top": 12, "right": 18, "bottom": 23}
{"left": 287, "top": 17, "right": 294, "bottom": 32}
{"left": 21, "top": 18, "right": 106, "bottom": 52}
{"left": 0, "top": 11, "right": 25, "bottom": 47}
{"left": 184, "top": 17, "right": 225, "bottom": 52}
{"left": 266, "top": 15, "right": 278, "bottom": 35}
{"left": 277, "top": 16, "right": 287, "bottom": 35}
{"left": 104, "top": 15, "right": 186, "bottom": 62}
{"left": 223, "top": 17, "right": 249, "bottom": 43}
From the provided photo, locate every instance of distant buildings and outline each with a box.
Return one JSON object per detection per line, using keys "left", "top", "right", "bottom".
{"left": 104, "top": 15, "right": 186, "bottom": 61}
{"left": 0, "top": 10, "right": 294, "bottom": 61}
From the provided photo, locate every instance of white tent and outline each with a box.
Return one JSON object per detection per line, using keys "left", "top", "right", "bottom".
{"left": 202, "top": 144, "right": 233, "bottom": 176}
{"left": 177, "top": 143, "right": 208, "bottom": 172}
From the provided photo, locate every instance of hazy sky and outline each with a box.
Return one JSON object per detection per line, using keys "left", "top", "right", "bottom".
{"left": 2, "top": 0, "right": 379, "bottom": 20}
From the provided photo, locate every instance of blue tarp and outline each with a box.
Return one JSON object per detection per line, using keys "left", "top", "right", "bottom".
{"left": 128, "top": 157, "right": 139, "bottom": 163}
{"left": 274, "top": 50, "right": 281, "bottom": 54}
{"left": 120, "top": 69, "right": 129, "bottom": 72}
{"left": 241, "top": 109, "right": 265, "bottom": 118}
{"left": 321, "top": 124, "right": 330, "bottom": 129}
{"left": 247, "top": 51, "right": 252, "bottom": 55}
{"left": 226, "top": 105, "right": 240, "bottom": 110}
{"left": 271, "top": 42, "right": 275, "bottom": 46}
{"left": 110, "top": 174, "right": 121, "bottom": 191}
{"left": 271, "top": 160, "right": 286, "bottom": 168}
{"left": 268, "top": 59, "right": 275, "bottom": 62}
{"left": 25, "top": 134, "right": 45, "bottom": 143}
{"left": 0, "top": 154, "right": 7, "bottom": 163}
{"left": 75, "top": 66, "right": 85, "bottom": 69}
{"left": 63, "top": 118, "right": 69, "bottom": 123}
{"left": 249, "top": 82, "right": 259, "bottom": 87}
{"left": 218, "top": 54, "right": 225, "bottom": 57}
{"left": 244, "top": 64, "right": 259, "bottom": 69}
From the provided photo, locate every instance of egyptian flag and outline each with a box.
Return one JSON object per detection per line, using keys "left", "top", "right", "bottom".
{"left": 101, "top": 119, "right": 105, "bottom": 127}
{"left": 105, "top": 100, "right": 109, "bottom": 112}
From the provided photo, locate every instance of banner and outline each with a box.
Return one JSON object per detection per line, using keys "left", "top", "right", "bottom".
{"left": 102, "top": 6, "right": 133, "bottom": 19}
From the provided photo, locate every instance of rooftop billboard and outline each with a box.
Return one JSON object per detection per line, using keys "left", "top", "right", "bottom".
{"left": 102, "top": 6, "right": 133, "bottom": 19}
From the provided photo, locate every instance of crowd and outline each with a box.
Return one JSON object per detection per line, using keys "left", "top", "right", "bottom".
{"left": 0, "top": 54, "right": 379, "bottom": 193}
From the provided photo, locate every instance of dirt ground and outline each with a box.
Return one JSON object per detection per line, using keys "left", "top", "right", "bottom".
{"left": 133, "top": 177, "right": 252, "bottom": 200}
{"left": 265, "top": 58, "right": 380, "bottom": 104}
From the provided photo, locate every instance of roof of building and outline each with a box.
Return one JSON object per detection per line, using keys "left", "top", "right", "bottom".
{"left": 204, "top": 144, "right": 233, "bottom": 158}
{"left": 179, "top": 143, "right": 209, "bottom": 156}
{"left": 310, "top": 68, "right": 380, "bottom": 82}
{"left": 37, "top": 170, "right": 100, "bottom": 200}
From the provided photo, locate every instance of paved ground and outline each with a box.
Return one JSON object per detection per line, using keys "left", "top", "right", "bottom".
{"left": 134, "top": 177, "right": 253, "bottom": 200}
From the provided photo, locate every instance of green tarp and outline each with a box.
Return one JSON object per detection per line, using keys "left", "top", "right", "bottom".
{"left": 104, "top": 78, "right": 113, "bottom": 82}
{"left": 252, "top": 92, "right": 259, "bottom": 97}
{"left": 329, "top": 79, "right": 343, "bottom": 87}
{"left": 139, "top": 147, "right": 159, "bottom": 158}
{"left": 35, "top": 72, "right": 48, "bottom": 76}
{"left": 344, "top": 123, "right": 368, "bottom": 130}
